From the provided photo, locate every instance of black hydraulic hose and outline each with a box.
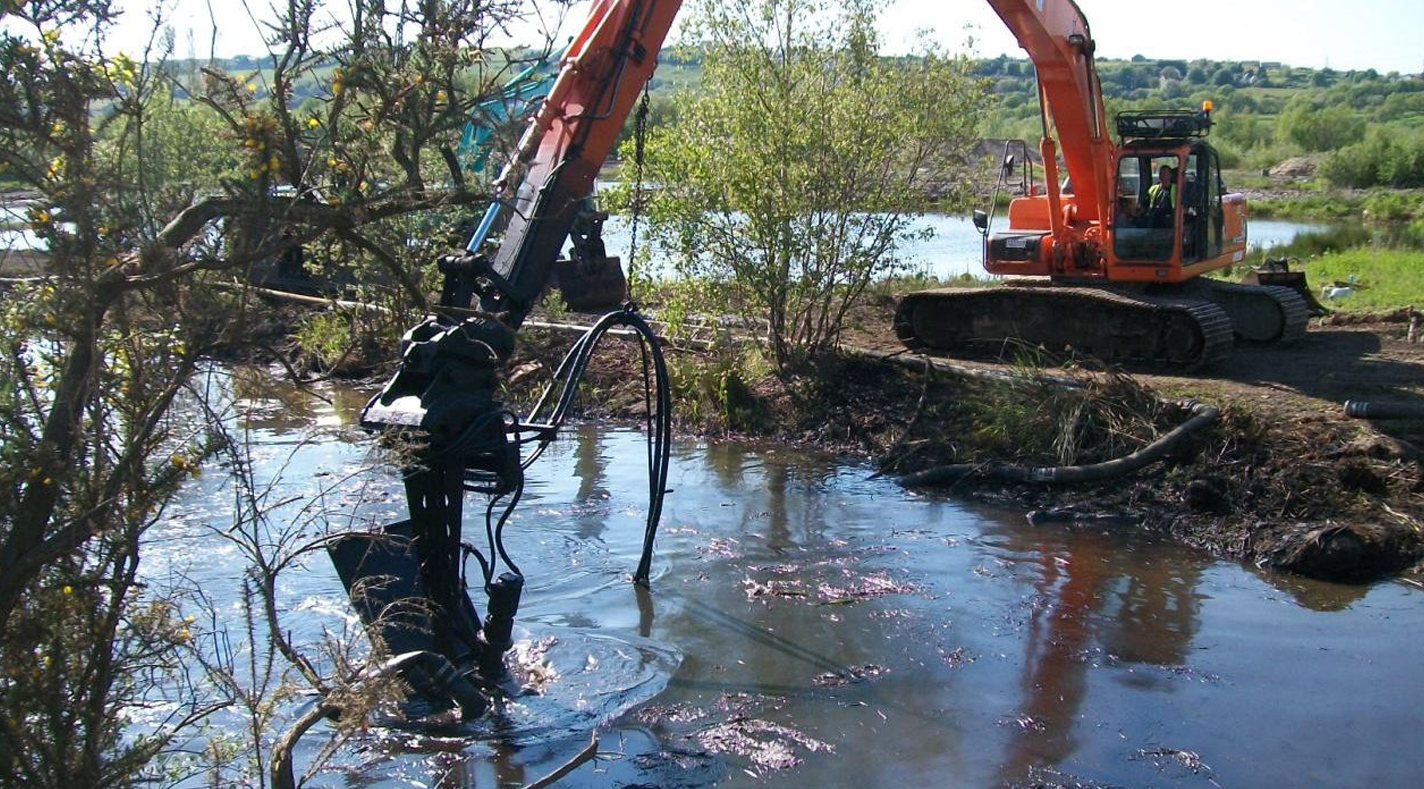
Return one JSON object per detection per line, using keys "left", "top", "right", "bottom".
{"left": 520, "top": 307, "right": 672, "bottom": 585}
{"left": 462, "top": 532, "right": 493, "bottom": 587}
{"left": 490, "top": 476, "right": 524, "bottom": 579}
{"left": 633, "top": 312, "right": 672, "bottom": 586}
{"left": 898, "top": 400, "right": 1219, "bottom": 487}
{"left": 1344, "top": 401, "right": 1424, "bottom": 420}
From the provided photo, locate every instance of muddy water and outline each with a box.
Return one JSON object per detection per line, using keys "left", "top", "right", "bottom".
{"left": 150, "top": 371, "right": 1424, "bottom": 788}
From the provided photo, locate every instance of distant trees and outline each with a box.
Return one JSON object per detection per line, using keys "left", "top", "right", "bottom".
{"left": 1276, "top": 97, "right": 1366, "bottom": 151}
{"left": 955, "top": 46, "right": 1424, "bottom": 171}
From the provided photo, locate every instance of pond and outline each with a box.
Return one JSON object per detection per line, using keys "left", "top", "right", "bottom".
{"left": 0, "top": 198, "right": 1367, "bottom": 282}
{"left": 599, "top": 213, "right": 1339, "bottom": 280}
{"left": 145, "top": 370, "right": 1424, "bottom": 788}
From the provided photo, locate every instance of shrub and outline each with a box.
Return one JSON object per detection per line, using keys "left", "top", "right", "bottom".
{"left": 1277, "top": 98, "right": 1366, "bottom": 152}
{"left": 635, "top": 0, "right": 988, "bottom": 370}
{"left": 1322, "top": 127, "right": 1424, "bottom": 188}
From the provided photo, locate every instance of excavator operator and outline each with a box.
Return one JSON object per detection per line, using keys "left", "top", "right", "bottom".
{"left": 1146, "top": 164, "right": 1175, "bottom": 227}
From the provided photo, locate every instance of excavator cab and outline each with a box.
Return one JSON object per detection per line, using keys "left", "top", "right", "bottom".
{"left": 1108, "top": 111, "right": 1244, "bottom": 280}
{"left": 1112, "top": 151, "right": 1181, "bottom": 259}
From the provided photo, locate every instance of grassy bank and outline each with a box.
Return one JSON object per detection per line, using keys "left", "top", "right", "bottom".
{"left": 1248, "top": 188, "right": 1424, "bottom": 221}
{"left": 1292, "top": 247, "right": 1424, "bottom": 311}
{"left": 1249, "top": 193, "right": 1363, "bottom": 220}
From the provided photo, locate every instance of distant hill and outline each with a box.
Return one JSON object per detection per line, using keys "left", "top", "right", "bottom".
{"left": 181, "top": 47, "right": 1424, "bottom": 186}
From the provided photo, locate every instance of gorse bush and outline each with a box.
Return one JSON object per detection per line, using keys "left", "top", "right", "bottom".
{"left": 0, "top": 0, "right": 558, "bottom": 784}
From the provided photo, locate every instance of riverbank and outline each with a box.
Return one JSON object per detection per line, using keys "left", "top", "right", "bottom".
{"left": 218, "top": 252, "right": 1424, "bottom": 586}
{"left": 1242, "top": 185, "right": 1424, "bottom": 222}
{"left": 496, "top": 297, "right": 1424, "bottom": 584}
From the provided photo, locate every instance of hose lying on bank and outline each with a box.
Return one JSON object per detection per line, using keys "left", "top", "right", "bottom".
{"left": 897, "top": 400, "right": 1220, "bottom": 487}
{"left": 1344, "top": 401, "right": 1424, "bottom": 421}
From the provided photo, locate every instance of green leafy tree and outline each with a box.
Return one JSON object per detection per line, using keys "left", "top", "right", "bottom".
{"left": 634, "top": 0, "right": 987, "bottom": 369}
{"left": 1277, "top": 96, "right": 1366, "bottom": 151}
{"left": 1321, "top": 126, "right": 1424, "bottom": 188}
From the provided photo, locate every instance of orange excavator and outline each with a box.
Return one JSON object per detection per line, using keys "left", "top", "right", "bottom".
{"left": 896, "top": 0, "right": 1310, "bottom": 369}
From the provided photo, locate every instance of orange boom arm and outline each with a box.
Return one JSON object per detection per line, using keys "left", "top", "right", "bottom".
{"left": 483, "top": 0, "right": 683, "bottom": 325}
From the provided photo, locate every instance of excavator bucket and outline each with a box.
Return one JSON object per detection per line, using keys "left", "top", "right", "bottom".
{"left": 553, "top": 254, "right": 628, "bottom": 312}
{"left": 554, "top": 201, "right": 629, "bottom": 312}
{"left": 1243, "top": 258, "right": 1329, "bottom": 316}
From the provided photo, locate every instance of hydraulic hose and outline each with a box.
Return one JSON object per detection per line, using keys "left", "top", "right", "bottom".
{"left": 520, "top": 307, "right": 672, "bottom": 585}
{"left": 1344, "top": 401, "right": 1424, "bottom": 420}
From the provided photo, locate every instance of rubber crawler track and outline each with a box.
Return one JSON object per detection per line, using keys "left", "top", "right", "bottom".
{"left": 1200, "top": 280, "right": 1311, "bottom": 344}
{"left": 894, "top": 285, "right": 1234, "bottom": 371}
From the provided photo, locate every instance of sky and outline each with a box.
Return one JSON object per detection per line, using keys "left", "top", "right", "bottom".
{"left": 99, "top": 0, "right": 1424, "bottom": 75}
{"left": 878, "top": 0, "right": 1424, "bottom": 75}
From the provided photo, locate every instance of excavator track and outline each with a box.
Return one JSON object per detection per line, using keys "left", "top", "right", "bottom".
{"left": 894, "top": 285, "right": 1234, "bottom": 371}
{"left": 1197, "top": 280, "right": 1311, "bottom": 344}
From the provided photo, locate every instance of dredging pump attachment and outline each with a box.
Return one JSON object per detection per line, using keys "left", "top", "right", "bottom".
{"left": 328, "top": 250, "right": 673, "bottom": 719}
{"left": 328, "top": 291, "right": 532, "bottom": 717}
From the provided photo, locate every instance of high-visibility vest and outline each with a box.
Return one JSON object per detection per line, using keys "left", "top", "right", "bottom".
{"left": 1148, "top": 182, "right": 1174, "bottom": 210}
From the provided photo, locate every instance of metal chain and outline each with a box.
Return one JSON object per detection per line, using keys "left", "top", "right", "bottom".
{"left": 625, "top": 82, "right": 652, "bottom": 296}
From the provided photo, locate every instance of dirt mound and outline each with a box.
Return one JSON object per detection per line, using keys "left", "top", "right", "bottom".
{"left": 1268, "top": 156, "right": 1318, "bottom": 179}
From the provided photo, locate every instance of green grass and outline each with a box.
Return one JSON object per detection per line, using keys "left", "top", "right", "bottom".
{"left": 1248, "top": 192, "right": 1364, "bottom": 219}
{"left": 1296, "top": 247, "right": 1424, "bottom": 311}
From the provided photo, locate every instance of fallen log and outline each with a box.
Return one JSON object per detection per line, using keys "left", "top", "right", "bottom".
{"left": 898, "top": 400, "right": 1219, "bottom": 487}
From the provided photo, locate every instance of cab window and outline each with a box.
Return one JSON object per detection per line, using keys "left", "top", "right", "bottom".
{"left": 1181, "top": 147, "right": 1225, "bottom": 262}
{"left": 1113, "top": 154, "right": 1177, "bottom": 261}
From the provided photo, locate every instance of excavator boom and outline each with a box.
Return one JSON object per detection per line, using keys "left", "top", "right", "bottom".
{"left": 482, "top": 0, "right": 683, "bottom": 326}
{"left": 334, "top": 0, "right": 683, "bottom": 719}
{"left": 986, "top": 0, "right": 1113, "bottom": 224}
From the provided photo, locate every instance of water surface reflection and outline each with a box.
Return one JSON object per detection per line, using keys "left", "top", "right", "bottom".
{"left": 150, "top": 375, "right": 1424, "bottom": 788}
